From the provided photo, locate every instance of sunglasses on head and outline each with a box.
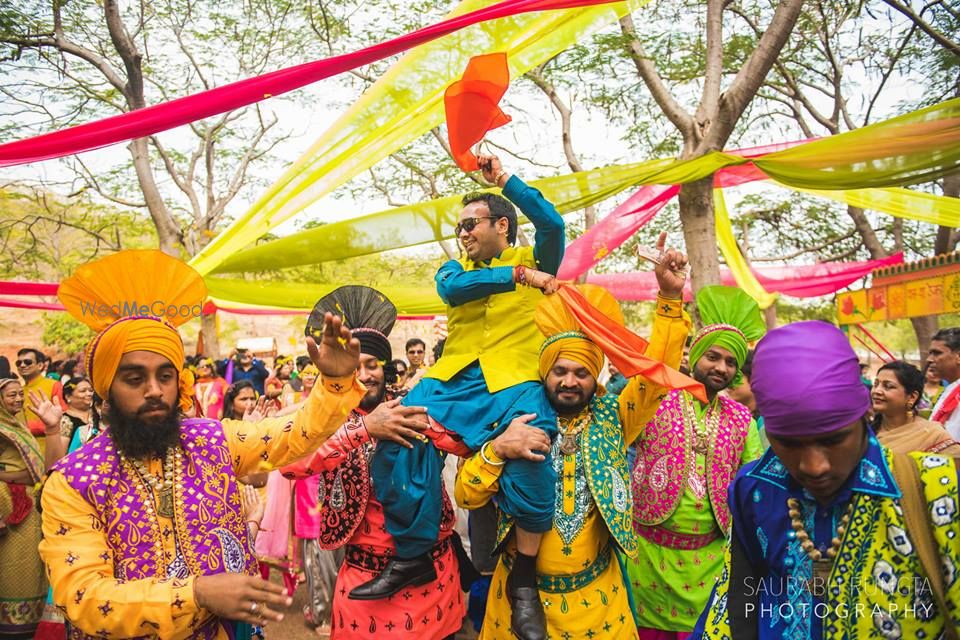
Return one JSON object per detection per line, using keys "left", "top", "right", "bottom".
{"left": 15, "top": 359, "right": 35, "bottom": 366}
{"left": 455, "top": 216, "right": 498, "bottom": 235}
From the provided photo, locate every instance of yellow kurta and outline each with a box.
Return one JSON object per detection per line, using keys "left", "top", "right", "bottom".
{"left": 455, "top": 295, "right": 689, "bottom": 639}
{"left": 39, "top": 374, "right": 364, "bottom": 640}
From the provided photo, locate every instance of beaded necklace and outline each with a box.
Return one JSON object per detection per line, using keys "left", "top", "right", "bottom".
{"left": 684, "top": 394, "right": 721, "bottom": 455}
{"left": 125, "top": 447, "right": 181, "bottom": 519}
{"left": 787, "top": 497, "right": 853, "bottom": 597}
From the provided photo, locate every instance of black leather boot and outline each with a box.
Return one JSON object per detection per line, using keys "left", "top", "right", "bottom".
{"left": 348, "top": 554, "right": 437, "bottom": 600}
{"left": 507, "top": 574, "right": 547, "bottom": 640}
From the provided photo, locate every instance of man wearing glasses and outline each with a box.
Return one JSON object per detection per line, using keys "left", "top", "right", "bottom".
{"left": 358, "top": 155, "right": 562, "bottom": 640}
{"left": 17, "top": 347, "right": 64, "bottom": 442}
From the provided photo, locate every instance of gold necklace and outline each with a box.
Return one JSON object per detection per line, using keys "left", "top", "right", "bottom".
{"left": 787, "top": 497, "right": 853, "bottom": 597}
{"left": 126, "top": 447, "right": 181, "bottom": 519}
{"left": 684, "top": 395, "right": 721, "bottom": 455}
{"left": 558, "top": 411, "right": 590, "bottom": 456}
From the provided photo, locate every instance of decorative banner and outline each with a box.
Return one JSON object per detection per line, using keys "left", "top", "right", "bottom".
{"left": 190, "top": 0, "right": 647, "bottom": 275}
{"left": 0, "top": 0, "right": 627, "bottom": 168}
{"left": 445, "top": 53, "right": 512, "bottom": 171}
{"left": 836, "top": 251, "right": 960, "bottom": 325}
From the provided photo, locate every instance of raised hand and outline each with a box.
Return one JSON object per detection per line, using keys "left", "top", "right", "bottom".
{"left": 241, "top": 483, "right": 265, "bottom": 525}
{"left": 363, "top": 399, "right": 430, "bottom": 448}
{"left": 477, "top": 154, "right": 509, "bottom": 187}
{"left": 29, "top": 391, "right": 62, "bottom": 430}
{"left": 306, "top": 312, "right": 361, "bottom": 380}
{"left": 653, "top": 232, "right": 688, "bottom": 299}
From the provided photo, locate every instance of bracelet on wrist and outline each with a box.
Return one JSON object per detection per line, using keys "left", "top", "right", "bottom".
{"left": 494, "top": 170, "right": 507, "bottom": 187}
{"left": 480, "top": 442, "right": 506, "bottom": 466}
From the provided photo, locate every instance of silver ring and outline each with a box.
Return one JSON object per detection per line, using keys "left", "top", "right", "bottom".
{"left": 249, "top": 602, "right": 259, "bottom": 615}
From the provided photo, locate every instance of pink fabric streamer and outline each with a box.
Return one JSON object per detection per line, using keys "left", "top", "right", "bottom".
{"left": 0, "top": 0, "right": 620, "bottom": 167}
{"left": 586, "top": 253, "right": 904, "bottom": 302}
{"left": 557, "top": 140, "right": 814, "bottom": 280}
{"left": 0, "top": 281, "right": 58, "bottom": 295}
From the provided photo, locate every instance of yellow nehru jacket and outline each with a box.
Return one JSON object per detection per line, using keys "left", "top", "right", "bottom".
{"left": 85, "top": 316, "right": 185, "bottom": 399}
{"left": 536, "top": 283, "right": 625, "bottom": 381}
{"left": 427, "top": 245, "right": 545, "bottom": 392}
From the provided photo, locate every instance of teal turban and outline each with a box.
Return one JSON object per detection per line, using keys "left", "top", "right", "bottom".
{"left": 689, "top": 286, "right": 766, "bottom": 388}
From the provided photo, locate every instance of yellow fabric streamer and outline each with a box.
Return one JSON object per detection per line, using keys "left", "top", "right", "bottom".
{"left": 191, "top": 0, "right": 649, "bottom": 276}
{"left": 712, "top": 190, "right": 778, "bottom": 310}
{"left": 205, "top": 279, "right": 445, "bottom": 315}
{"left": 207, "top": 98, "right": 960, "bottom": 275}
{"left": 791, "top": 186, "right": 960, "bottom": 227}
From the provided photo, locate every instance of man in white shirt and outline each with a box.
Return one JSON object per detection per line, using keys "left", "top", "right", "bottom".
{"left": 929, "top": 327, "right": 960, "bottom": 438}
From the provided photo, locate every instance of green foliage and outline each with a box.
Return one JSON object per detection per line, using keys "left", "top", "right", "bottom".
{"left": 41, "top": 313, "right": 95, "bottom": 356}
{"left": 0, "top": 187, "right": 157, "bottom": 280}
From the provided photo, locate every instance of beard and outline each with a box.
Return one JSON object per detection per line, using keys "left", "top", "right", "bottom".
{"left": 107, "top": 395, "right": 181, "bottom": 459}
{"left": 546, "top": 383, "right": 595, "bottom": 416}
{"left": 359, "top": 381, "right": 386, "bottom": 412}
{"left": 693, "top": 367, "right": 732, "bottom": 396}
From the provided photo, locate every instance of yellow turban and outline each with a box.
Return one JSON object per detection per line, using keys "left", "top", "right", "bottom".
{"left": 535, "top": 284, "right": 624, "bottom": 381}
{"left": 85, "top": 317, "right": 185, "bottom": 399}
{"left": 59, "top": 250, "right": 206, "bottom": 400}
{"left": 538, "top": 332, "right": 604, "bottom": 380}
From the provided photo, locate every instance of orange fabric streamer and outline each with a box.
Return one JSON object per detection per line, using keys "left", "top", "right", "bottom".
{"left": 555, "top": 284, "right": 707, "bottom": 403}
{"left": 444, "top": 52, "right": 512, "bottom": 171}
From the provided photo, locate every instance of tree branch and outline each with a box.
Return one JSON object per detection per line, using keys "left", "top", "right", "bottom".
{"left": 618, "top": 13, "right": 695, "bottom": 141}
{"left": 881, "top": 0, "right": 960, "bottom": 57}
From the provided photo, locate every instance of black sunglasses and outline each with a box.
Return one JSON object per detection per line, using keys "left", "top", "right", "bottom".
{"left": 15, "top": 359, "right": 35, "bottom": 366}
{"left": 455, "top": 216, "right": 498, "bottom": 235}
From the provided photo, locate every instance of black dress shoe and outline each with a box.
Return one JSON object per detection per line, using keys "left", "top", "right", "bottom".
{"left": 507, "top": 576, "right": 547, "bottom": 640}
{"left": 348, "top": 554, "right": 437, "bottom": 600}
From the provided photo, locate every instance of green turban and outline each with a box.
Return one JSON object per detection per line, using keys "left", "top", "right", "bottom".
{"left": 689, "top": 286, "right": 766, "bottom": 387}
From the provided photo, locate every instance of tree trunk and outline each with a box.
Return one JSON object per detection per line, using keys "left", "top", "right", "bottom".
{"left": 678, "top": 176, "right": 721, "bottom": 291}
{"left": 936, "top": 171, "right": 960, "bottom": 254}
{"left": 910, "top": 315, "right": 938, "bottom": 358}
{"left": 200, "top": 312, "right": 220, "bottom": 358}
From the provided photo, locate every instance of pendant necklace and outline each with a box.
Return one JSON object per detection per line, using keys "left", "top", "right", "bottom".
{"left": 558, "top": 411, "right": 590, "bottom": 456}
{"left": 128, "top": 447, "right": 180, "bottom": 519}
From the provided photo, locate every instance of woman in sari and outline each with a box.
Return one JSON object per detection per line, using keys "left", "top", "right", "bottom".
{"left": 0, "top": 377, "right": 62, "bottom": 638}
{"left": 871, "top": 360, "right": 960, "bottom": 455}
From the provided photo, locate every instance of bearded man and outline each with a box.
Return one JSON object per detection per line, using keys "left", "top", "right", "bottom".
{"left": 282, "top": 286, "right": 466, "bottom": 639}
{"left": 455, "top": 244, "right": 695, "bottom": 639}
{"left": 38, "top": 250, "right": 375, "bottom": 640}
{"left": 627, "top": 286, "right": 766, "bottom": 639}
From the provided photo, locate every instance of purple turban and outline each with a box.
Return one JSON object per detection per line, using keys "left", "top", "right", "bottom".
{"left": 751, "top": 321, "right": 871, "bottom": 437}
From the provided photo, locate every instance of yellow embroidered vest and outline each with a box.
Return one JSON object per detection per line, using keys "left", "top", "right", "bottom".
{"left": 427, "top": 245, "right": 545, "bottom": 392}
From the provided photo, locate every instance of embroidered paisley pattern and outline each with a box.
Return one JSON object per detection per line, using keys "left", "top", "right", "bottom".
{"left": 551, "top": 438, "right": 593, "bottom": 545}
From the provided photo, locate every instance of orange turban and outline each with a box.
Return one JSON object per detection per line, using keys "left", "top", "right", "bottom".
{"left": 85, "top": 316, "right": 185, "bottom": 399}
{"left": 58, "top": 250, "right": 206, "bottom": 400}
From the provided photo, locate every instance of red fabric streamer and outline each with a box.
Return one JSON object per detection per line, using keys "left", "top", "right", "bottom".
{"left": 0, "top": 281, "right": 58, "bottom": 295}
{"left": 557, "top": 140, "right": 815, "bottom": 280}
{"left": 0, "top": 0, "right": 619, "bottom": 167}
{"left": 555, "top": 284, "right": 707, "bottom": 403}
{"left": 445, "top": 53, "right": 512, "bottom": 171}
{"left": 586, "top": 253, "right": 904, "bottom": 302}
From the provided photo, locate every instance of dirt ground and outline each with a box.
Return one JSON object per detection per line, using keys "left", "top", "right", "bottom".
{"left": 267, "top": 572, "right": 479, "bottom": 640}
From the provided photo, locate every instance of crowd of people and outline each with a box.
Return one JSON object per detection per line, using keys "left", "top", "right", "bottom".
{"left": 0, "top": 154, "right": 959, "bottom": 640}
